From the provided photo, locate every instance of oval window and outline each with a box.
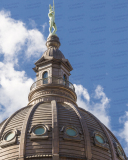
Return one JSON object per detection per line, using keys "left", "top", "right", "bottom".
{"left": 95, "top": 135, "right": 104, "bottom": 144}
{"left": 117, "top": 146, "right": 123, "bottom": 156}
{"left": 34, "top": 127, "right": 45, "bottom": 135}
{"left": 5, "top": 132, "right": 15, "bottom": 141}
{"left": 66, "top": 128, "right": 77, "bottom": 137}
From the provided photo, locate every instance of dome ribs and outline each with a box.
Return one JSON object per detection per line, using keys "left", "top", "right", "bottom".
{"left": 105, "top": 127, "right": 127, "bottom": 160}
{"left": 58, "top": 102, "right": 87, "bottom": 159}
{"left": 64, "top": 102, "right": 92, "bottom": 160}
{"left": 0, "top": 106, "right": 31, "bottom": 160}
{"left": 0, "top": 106, "right": 30, "bottom": 138}
{"left": 51, "top": 100, "right": 59, "bottom": 160}
{"left": 19, "top": 102, "right": 42, "bottom": 159}
{"left": 85, "top": 110, "right": 118, "bottom": 160}
{"left": 25, "top": 102, "right": 52, "bottom": 158}
{"left": 79, "top": 108, "right": 113, "bottom": 160}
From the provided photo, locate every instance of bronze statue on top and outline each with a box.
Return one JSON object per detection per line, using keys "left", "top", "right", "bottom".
{"left": 48, "top": 0, "right": 57, "bottom": 36}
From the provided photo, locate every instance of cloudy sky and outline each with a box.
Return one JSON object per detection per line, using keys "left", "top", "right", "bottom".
{"left": 0, "top": 0, "right": 128, "bottom": 155}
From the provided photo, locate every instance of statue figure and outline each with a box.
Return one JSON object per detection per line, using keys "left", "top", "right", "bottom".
{"left": 48, "top": 0, "right": 57, "bottom": 36}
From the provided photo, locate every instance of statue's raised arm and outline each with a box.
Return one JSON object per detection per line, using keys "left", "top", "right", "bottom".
{"left": 48, "top": 0, "right": 57, "bottom": 36}
{"left": 53, "top": 0, "right": 55, "bottom": 12}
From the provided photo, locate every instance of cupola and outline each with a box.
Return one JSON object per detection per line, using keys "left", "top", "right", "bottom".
{"left": 28, "top": 35, "right": 76, "bottom": 105}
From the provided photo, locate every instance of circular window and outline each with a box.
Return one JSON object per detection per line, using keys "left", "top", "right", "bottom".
{"left": 95, "top": 135, "right": 104, "bottom": 144}
{"left": 34, "top": 127, "right": 45, "bottom": 135}
{"left": 66, "top": 128, "right": 77, "bottom": 137}
{"left": 5, "top": 132, "right": 15, "bottom": 141}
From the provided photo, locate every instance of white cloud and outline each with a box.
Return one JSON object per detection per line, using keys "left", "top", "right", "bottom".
{"left": 42, "top": 22, "right": 47, "bottom": 33}
{"left": 0, "top": 10, "right": 47, "bottom": 122}
{"left": 119, "top": 111, "right": 128, "bottom": 155}
{"left": 0, "top": 62, "right": 34, "bottom": 122}
{"left": 29, "top": 19, "right": 37, "bottom": 28}
{"left": 74, "top": 84, "right": 111, "bottom": 128}
{"left": 0, "top": 10, "right": 46, "bottom": 62}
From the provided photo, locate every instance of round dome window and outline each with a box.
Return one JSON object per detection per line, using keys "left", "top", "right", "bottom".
{"left": 95, "top": 135, "right": 104, "bottom": 144}
{"left": 5, "top": 132, "right": 15, "bottom": 141}
{"left": 117, "top": 146, "right": 123, "bottom": 156}
{"left": 34, "top": 127, "right": 45, "bottom": 135}
{"left": 66, "top": 128, "right": 77, "bottom": 137}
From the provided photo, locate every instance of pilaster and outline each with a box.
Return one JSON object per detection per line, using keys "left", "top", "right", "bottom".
{"left": 51, "top": 100, "right": 59, "bottom": 160}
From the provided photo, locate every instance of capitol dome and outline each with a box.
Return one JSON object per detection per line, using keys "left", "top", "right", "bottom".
{"left": 0, "top": 37, "right": 127, "bottom": 159}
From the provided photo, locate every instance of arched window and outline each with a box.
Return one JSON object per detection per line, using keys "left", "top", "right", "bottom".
{"left": 63, "top": 74, "right": 67, "bottom": 81}
{"left": 43, "top": 71, "right": 48, "bottom": 84}
{"left": 63, "top": 74, "right": 67, "bottom": 85}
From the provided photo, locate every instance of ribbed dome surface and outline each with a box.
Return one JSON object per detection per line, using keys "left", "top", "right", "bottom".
{"left": 0, "top": 101, "right": 127, "bottom": 160}
{"left": 42, "top": 47, "right": 65, "bottom": 59}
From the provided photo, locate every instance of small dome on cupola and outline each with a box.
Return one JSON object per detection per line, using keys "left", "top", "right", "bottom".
{"left": 42, "top": 35, "right": 65, "bottom": 60}
{"left": 42, "top": 46, "right": 65, "bottom": 59}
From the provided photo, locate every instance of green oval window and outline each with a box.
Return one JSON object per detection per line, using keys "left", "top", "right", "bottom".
{"left": 34, "top": 127, "right": 45, "bottom": 135}
{"left": 117, "top": 146, "right": 123, "bottom": 156}
{"left": 66, "top": 128, "right": 77, "bottom": 136}
{"left": 95, "top": 135, "right": 104, "bottom": 144}
{"left": 5, "top": 132, "right": 15, "bottom": 141}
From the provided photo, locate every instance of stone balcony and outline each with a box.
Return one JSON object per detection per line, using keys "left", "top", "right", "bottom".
{"left": 30, "top": 76, "right": 75, "bottom": 92}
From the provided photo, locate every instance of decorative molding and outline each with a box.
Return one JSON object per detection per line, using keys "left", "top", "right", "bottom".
{"left": 60, "top": 154, "right": 86, "bottom": 160}
{"left": 28, "top": 95, "right": 77, "bottom": 107}
{"left": 29, "top": 81, "right": 76, "bottom": 97}
{"left": 51, "top": 100, "right": 59, "bottom": 160}
{"left": 30, "top": 89, "right": 74, "bottom": 101}
{"left": 25, "top": 154, "right": 52, "bottom": 159}
{"left": 29, "top": 83, "right": 76, "bottom": 98}
{"left": 91, "top": 130, "right": 109, "bottom": 150}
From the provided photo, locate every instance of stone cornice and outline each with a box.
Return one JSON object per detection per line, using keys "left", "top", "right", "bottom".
{"left": 28, "top": 83, "right": 77, "bottom": 103}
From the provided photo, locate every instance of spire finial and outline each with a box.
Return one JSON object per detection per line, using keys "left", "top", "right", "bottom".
{"left": 48, "top": 0, "right": 57, "bottom": 37}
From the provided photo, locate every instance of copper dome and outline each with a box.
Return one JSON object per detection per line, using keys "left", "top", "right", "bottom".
{"left": 0, "top": 35, "right": 127, "bottom": 160}
{"left": 42, "top": 47, "right": 65, "bottom": 59}
{"left": 0, "top": 101, "right": 127, "bottom": 160}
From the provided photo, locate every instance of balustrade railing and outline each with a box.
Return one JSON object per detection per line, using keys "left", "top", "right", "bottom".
{"left": 30, "top": 77, "right": 75, "bottom": 91}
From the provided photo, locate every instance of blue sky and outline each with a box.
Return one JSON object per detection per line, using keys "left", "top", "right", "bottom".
{"left": 0, "top": 0, "right": 128, "bottom": 156}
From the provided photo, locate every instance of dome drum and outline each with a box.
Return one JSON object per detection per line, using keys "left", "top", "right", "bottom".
{"left": 28, "top": 82, "right": 77, "bottom": 105}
